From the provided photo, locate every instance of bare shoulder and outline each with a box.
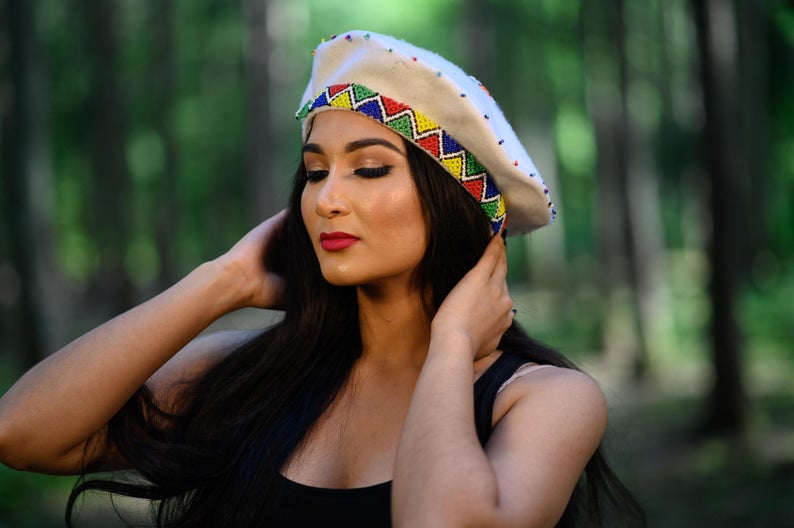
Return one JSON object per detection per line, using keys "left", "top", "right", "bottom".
{"left": 485, "top": 367, "right": 608, "bottom": 525}
{"left": 492, "top": 365, "right": 607, "bottom": 445}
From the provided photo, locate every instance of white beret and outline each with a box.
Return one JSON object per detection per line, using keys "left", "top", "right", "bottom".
{"left": 296, "top": 30, "right": 555, "bottom": 235}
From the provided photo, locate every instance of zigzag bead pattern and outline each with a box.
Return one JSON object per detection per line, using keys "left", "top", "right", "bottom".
{"left": 297, "top": 83, "right": 507, "bottom": 233}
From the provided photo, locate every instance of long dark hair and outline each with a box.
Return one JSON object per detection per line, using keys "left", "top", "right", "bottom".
{"left": 66, "top": 139, "right": 644, "bottom": 527}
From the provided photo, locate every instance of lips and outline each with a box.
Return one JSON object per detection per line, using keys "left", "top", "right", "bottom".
{"left": 320, "top": 231, "right": 359, "bottom": 251}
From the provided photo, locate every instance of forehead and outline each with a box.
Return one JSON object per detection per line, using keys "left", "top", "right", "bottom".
{"left": 306, "top": 110, "right": 405, "bottom": 151}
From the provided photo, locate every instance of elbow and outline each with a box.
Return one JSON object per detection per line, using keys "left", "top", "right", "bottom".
{"left": 394, "top": 498, "right": 513, "bottom": 528}
{"left": 0, "top": 422, "right": 61, "bottom": 473}
{"left": 0, "top": 405, "right": 27, "bottom": 470}
{"left": 0, "top": 430, "right": 84, "bottom": 474}
{"left": 0, "top": 456, "right": 31, "bottom": 472}
{"left": 445, "top": 510, "right": 554, "bottom": 528}
{"left": 395, "top": 501, "right": 556, "bottom": 528}
{"left": 396, "top": 512, "right": 509, "bottom": 528}
{"left": 0, "top": 426, "right": 32, "bottom": 471}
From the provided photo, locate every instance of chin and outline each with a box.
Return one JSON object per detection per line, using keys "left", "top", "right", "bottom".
{"left": 322, "top": 276, "right": 358, "bottom": 287}
{"left": 318, "top": 265, "right": 361, "bottom": 287}
{"left": 317, "top": 263, "right": 387, "bottom": 287}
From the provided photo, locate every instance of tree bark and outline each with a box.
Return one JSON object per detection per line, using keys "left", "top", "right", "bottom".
{"left": 735, "top": 0, "right": 768, "bottom": 266}
{"left": 79, "top": 0, "right": 134, "bottom": 314}
{"left": 622, "top": 1, "right": 674, "bottom": 381}
{"left": 692, "top": 0, "right": 746, "bottom": 433}
{"left": 583, "top": 0, "right": 645, "bottom": 375}
{"left": 242, "top": 0, "right": 277, "bottom": 222}
{"left": 462, "top": 0, "right": 494, "bottom": 80}
{"left": 151, "top": 0, "right": 180, "bottom": 289}
{"left": 0, "top": 0, "right": 57, "bottom": 367}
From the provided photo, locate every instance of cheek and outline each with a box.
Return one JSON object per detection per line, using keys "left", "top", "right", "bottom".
{"left": 370, "top": 187, "right": 427, "bottom": 245}
{"left": 382, "top": 189, "right": 413, "bottom": 226}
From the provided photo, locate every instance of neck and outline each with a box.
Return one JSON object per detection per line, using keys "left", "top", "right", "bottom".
{"left": 356, "top": 281, "right": 432, "bottom": 372}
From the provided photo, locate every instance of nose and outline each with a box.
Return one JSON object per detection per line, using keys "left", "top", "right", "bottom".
{"left": 313, "top": 170, "right": 351, "bottom": 218}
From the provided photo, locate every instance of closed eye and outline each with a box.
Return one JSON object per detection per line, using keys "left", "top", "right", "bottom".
{"left": 355, "top": 166, "right": 393, "bottom": 178}
{"left": 305, "top": 165, "right": 393, "bottom": 183}
{"left": 306, "top": 170, "right": 329, "bottom": 182}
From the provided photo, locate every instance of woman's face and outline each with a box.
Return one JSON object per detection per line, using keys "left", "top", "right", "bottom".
{"left": 300, "top": 110, "right": 428, "bottom": 289}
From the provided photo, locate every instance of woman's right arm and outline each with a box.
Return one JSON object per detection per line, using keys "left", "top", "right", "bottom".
{"left": 0, "top": 210, "right": 288, "bottom": 475}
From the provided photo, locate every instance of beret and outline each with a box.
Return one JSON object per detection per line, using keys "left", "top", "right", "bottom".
{"left": 296, "top": 30, "right": 555, "bottom": 235}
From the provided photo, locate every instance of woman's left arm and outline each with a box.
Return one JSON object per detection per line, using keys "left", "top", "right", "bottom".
{"left": 392, "top": 235, "right": 607, "bottom": 528}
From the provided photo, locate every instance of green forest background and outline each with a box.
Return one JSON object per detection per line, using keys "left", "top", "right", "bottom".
{"left": 1, "top": 0, "right": 793, "bottom": 526}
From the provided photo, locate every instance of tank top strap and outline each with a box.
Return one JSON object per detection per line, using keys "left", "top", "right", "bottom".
{"left": 473, "top": 352, "right": 536, "bottom": 446}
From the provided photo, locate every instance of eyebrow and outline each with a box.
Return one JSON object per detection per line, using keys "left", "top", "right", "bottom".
{"left": 302, "top": 138, "right": 405, "bottom": 156}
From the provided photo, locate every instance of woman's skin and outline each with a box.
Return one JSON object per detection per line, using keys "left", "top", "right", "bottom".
{"left": 0, "top": 209, "right": 287, "bottom": 474}
{"left": 0, "top": 109, "right": 607, "bottom": 528}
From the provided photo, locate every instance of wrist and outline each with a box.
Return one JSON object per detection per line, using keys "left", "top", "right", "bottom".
{"left": 428, "top": 328, "right": 476, "bottom": 364}
{"left": 191, "top": 259, "right": 251, "bottom": 315}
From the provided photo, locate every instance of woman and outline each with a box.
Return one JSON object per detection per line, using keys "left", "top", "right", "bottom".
{"left": 0, "top": 31, "right": 643, "bottom": 527}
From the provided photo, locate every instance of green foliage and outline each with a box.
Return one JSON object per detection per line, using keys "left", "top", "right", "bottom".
{"left": 611, "top": 391, "right": 794, "bottom": 528}
{"left": 741, "top": 257, "right": 794, "bottom": 358}
{"left": 0, "top": 466, "right": 70, "bottom": 528}
{"left": 554, "top": 104, "right": 596, "bottom": 177}
{"left": 772, "top": 0, "right": 794, "bottom": 45}
{"left": 2, "top": 0, "right": 793, "bottom": 525}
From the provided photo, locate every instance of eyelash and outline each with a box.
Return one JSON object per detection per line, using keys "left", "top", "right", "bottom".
{"left": 356, "top": 166, "right": 393, "bottom": 178}
{"left": 305, "top": 170, "right": 328, "bottom": 182}
{"left": 305, "top": 165, "right": 393, "bottom": 182}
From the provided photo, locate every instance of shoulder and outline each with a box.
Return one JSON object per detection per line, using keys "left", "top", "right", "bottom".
{"left": 476, "top": 367, "right": 607, "bottom": 526}
{"left": 491, "top": 364, "right": 607, "bottom": 450}
{"left": 483, "top": 366, "right": 607, "bottom": 525}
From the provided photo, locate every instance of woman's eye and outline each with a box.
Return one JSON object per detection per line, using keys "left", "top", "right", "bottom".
{"left": 355, "top": 166, "right": 393, "bottom": 178}
{"left": 306, "top": 170, "right": 328, "bottom": 182}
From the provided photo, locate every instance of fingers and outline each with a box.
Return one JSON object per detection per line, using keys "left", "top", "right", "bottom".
{"left": 263, "top": 209, "right": 290, "bottom": 243}
{"left": 432, "top": 234, "right": 514, "bottom": 359}
{"left": 489, "top": 236, "right": 511, "bottom": 327}
{"left": 238, "top": 209, "right": 289, "bottom": 255}
{"left": 480, "top": 235, "right": 511, "bottom": 315}
{"left": 479, "top": 233, "right": 507, "bottom": 279}
{"left": 259, "top": 208, "right": 289, "bottom": 237}
{"left": 492, "top": 235, "right": 507, "bottom": 280}
{"left": 271, "top": 208, "right": 289, "bottom": 225}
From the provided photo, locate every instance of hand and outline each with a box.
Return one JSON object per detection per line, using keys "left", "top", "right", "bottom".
{"left": 214, "top": 209, "right": 289, "bottom": 310}
{"left": 431, "top": 234, "right": 514, "bottom": 360}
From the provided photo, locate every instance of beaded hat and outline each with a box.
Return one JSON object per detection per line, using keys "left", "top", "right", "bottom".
{"left": 296, "top": 30, "right": 554, "bottom": 235}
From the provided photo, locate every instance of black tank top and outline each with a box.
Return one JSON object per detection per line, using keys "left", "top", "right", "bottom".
{"left": 267, "top": 352, "right": 530, "bottom": 527}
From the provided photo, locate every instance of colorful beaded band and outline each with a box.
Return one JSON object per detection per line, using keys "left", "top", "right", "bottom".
{"left": 297, "top": 83, "right": 507, "bottom": 234}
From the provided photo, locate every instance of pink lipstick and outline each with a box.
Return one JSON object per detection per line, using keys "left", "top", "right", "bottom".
{"left": 320, "top": 232, "right": 359, "bottom": 251}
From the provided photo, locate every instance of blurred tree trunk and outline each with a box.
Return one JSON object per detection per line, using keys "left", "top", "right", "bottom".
{"left": 79, "top": 0, "right": 134, "bottom": 314}
{"left": 242, "top": 0, "right": 277, "bottom": 222}
{"left": 692, "top": 0, "right": 746, "bottom": 433}
{"left": 473, "top": 2, "right": 567, "bottom": 287}
{"left": 735, "top": 0, "right": 768, "bottom": 264}
{"left": 622, "top": 2, "right": 674, "bottom": 380}
{"left": 151, "top": 0, "right": 180, "bottom": 288}
{"left": 0, "top": 0, "right": 57, "bottom": 367}
{"left": 582, "top": 0, "right": 645, "bottom": 377}
{"left": 462, "top": 0, "right": 494, "bottom": 79}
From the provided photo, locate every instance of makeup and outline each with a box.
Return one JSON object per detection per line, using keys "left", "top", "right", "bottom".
{"left": 320, "top": 232, "right": 359, "bottom": 251}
